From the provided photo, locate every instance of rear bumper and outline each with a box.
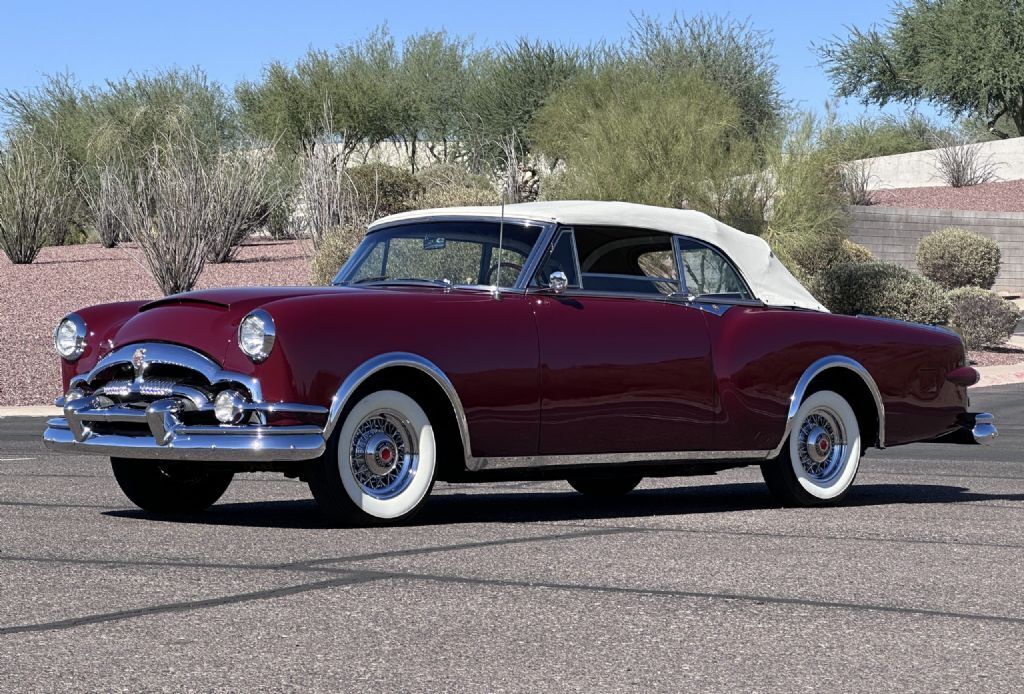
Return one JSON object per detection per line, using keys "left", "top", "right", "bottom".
{"left": 927, "top": 412, "right": 998, "bottom": 445}
{"left": 43, "top": 396, "right": 327, "bottom": 462}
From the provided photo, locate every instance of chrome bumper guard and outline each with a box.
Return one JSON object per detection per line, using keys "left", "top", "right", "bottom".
{"left": 969, "top": 412, "right": 998, "bottom": 445}
{"left": 928, "top": 411, "right": 998, "bottom": 446}
{"left": 43, "top": 395, "right": 327, "bottom": 462}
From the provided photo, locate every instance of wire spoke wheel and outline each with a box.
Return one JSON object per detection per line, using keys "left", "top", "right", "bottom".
{"left": 795, "top": 407, "right": 848, "bottom": 484}
{"left": 761, "top": 389, "right": 862, "bottom": 506}
{"left": 348, "top": 408, "right": 419, "bottom": 500}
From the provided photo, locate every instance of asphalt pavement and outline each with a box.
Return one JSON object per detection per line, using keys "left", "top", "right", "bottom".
{"left": 2, "top": 385, "right": 1023, "bottom": 692}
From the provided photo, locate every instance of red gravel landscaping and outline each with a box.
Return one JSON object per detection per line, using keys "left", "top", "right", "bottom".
{"left": 0, "top": 240, "right": 311, "bottom": 406}
{"left": 869, "top": 179, "right": 1024, "bottom": 212}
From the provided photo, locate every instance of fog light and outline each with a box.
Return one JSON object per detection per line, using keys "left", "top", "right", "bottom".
{"left": 65, "top": 388, "right": 86, "bottom": 403}
{"left": 214, "top": 390, "right": 246, "bottom": 424}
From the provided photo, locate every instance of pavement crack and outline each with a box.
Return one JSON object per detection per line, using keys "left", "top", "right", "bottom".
{"left": 0, "top": 571, "right": 384, "bottom": 636}
{"left": 378, "top": 569, "right": 1024, "bottom": 626}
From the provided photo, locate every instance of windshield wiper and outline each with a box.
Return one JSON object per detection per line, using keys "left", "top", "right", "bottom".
{"left": 350, "top": 277, "right": 453, "bottom": 289}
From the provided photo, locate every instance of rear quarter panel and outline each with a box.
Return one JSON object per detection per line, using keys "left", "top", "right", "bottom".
{"left": 707, "top": 307, "right": 968, "bottom": 450}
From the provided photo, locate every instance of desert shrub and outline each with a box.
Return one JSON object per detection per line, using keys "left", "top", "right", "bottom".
{"left": 916, "top": 227, "right": 1000, "bottom": 290}
{"left": 814, "top": 262, "right": 952, "bottom": 325}
{"left": 839, "top": 160, "right": 874, "bottom": 205}
{"left": 204, "top": 150, "right": 280, "bottom": 263}
{"left": 754, "top": 115, "right": 850, "bottom": 281}
{"left": 930, "top": 136, "right": 998, "bottom": 188}
{"left": 946, "top": 287, "right": 1020, "bottom": 349}
{"left": 531, "top": 67, "right": 754, "bottom": 209}
{"left": 309, "top": 223, "right": 365, "bottom": 285}
{"left": 413, "top": 162, "right": 496, "bottom": 209}
{"left": 819, "top": 112, "right": 948, "bottom": 160}
{"left": 102, "top": 132, "right": 273, "bottom": 294}
{"left": 841, "top": 239, "right": 875, "bottom": 263}
{"left": 346, "top": 164, "right": 421, "bottom": 221}
{"left": 0, "top": 136, "right": 81, "bottom": 264}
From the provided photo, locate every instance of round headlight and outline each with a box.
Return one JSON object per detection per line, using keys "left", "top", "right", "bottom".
{"left": 54, "top": 314, "right": 87, "bottom": 360}
{"left": 238, "top": 309, "right": 275, "bottom": 362}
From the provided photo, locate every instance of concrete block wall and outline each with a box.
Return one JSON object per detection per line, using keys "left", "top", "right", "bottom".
{"left": 851, "top": 137, "right": 1024, "bottom": 189}
{"left": 845, "top": 206, "right": 1024, "bottom": 294}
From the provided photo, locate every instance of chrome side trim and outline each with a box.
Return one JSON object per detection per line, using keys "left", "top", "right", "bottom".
{"left": 470, "top": 449, "right": 773, "bottom": 471}
{"left": 84, "top": 343, "right": 264, "bottom": 402}
{"left": 323, "top": 352, "right": 475, "bottom": 462}
{"left": 768, "top": 355, "right": 886, "bottom": 458}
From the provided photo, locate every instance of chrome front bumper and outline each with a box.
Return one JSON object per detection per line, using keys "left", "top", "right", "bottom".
{"left": 43, "top": 396, "right": 327, "bottom": 462}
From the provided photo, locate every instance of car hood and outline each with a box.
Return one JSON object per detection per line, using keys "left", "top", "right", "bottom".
{"left": 114, "top": 287, "right": 347, "bottom": 365}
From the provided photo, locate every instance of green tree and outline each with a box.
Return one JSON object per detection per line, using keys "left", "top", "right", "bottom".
{"left": 531, "top": 66, "right": 755, "bottom": 210}
{"left": 628, "top": 13, "right": 786, "bottom": 144}
{"left": 817, "top": 0, "right": 1024, "bottom": 138}
{"left": 400, "top": 30, "right": 473, "bottom": 167}
{"left": 462, "top": 39, "right": 589, "bottom": 169}
{"left": 237, "top": 27, "right": 406, "bottom": 163}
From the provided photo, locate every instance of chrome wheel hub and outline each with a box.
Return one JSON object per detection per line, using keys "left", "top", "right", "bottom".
{"left": 797, "top": 408, "right": 847, "bottom": 483}
{"left": 350, "top": 409, "right": 418, "bottom": 500}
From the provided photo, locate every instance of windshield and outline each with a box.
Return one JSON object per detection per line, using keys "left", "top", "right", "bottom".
{"left": 335, "top": 220, "right": 543, "bottom": 288}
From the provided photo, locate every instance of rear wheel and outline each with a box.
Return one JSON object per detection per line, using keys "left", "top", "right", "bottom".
{"left": 308, "top": 390, "right": 437, "bottom": 526}
{"left": 567, "top": 475, "right": 643, "bottom": 498}
{"left": 760, "top": 390, "right": 862, "bottom": 507}
{"left": 110, "top": 458, "right": 233, "bottom": 513}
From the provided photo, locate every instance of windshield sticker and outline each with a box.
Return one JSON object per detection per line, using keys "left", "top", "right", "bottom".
{"left": 423, "top": 236, "right": 447, "bottom": 250}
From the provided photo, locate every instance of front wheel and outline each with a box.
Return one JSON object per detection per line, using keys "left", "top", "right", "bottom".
{"left": 308, "top": 390, "right": 437, "bottom": 526}
{"left": 110, "top": 458, "right": 233, "bottom": 513}
{"left": 760, "top": 390, "right": 862, "bottom": 507}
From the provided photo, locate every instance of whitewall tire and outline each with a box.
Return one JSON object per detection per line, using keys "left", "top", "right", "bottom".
{"left": 308, "top": 390, "right": 437, "bottom": 525}
{"left": 760, "top": 390, "right": 862, "bottom": 506}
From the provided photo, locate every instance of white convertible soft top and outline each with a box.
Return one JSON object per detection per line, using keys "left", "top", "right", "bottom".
{"left": 371, "top": 200, "right": 828, "bottom": 312}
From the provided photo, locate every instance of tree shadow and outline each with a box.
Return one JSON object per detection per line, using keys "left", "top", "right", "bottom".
{"left": 101, "top": 482, "right": 1024, "bottom": 529}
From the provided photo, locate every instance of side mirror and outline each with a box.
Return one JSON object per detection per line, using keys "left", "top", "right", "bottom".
{"left": 549, "top": 271, "right": 568, "bottom": 294}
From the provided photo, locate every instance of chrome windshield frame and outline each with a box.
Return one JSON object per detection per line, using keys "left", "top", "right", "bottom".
{"left": 332, "top": 216, "right": 558, "bottom": 293}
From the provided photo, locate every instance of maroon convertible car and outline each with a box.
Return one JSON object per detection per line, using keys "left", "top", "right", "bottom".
{"left": 44, "top": 201, "right": 997, "bottom": 524}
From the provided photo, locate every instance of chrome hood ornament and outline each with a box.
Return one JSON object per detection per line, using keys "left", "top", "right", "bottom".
{"left": 131, "top": 348, "right": 147, "bottom": 378}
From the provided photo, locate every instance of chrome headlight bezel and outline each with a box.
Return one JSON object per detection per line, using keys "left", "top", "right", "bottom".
{"left": 237, "top": 309, "right": 276, "bottom": 363}
{"left": 54, "top": 314, "right": 87, "bottom": 361}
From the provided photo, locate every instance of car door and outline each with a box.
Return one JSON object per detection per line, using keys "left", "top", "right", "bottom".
{"left": 530, "top": 226, "right": 717, "bottom": 456}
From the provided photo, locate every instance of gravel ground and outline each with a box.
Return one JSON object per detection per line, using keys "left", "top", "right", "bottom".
{"left": 969, "top": 345, "right": 1024, "bottom": 367}
{"left": 0, "top": 241, "right": 311, "bottom": 407}
{"left": 869, "top": 179, "right": 1024, "bottom": 212}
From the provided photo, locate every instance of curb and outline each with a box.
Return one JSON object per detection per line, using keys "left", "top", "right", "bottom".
{"left": 0, "top": 406, "right": 61, "bottom": 419}
{"left": 974, "top": 362, "right": 1024, "bottom": 388}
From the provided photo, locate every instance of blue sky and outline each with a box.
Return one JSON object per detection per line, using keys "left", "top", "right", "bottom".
{"left": 1, "top": 0, "right": 934, "bottom": 123}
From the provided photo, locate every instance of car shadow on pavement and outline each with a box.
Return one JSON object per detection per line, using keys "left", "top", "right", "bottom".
{"left": 101, "top": 482, "right": 1024, "bottom": 528}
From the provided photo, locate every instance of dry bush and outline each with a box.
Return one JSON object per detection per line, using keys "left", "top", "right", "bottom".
{"left": 309, "top": 222, "right": 365, "bottom": 285}
{"left": 92, "top": 169, "right": 124, "bottom": 248}
{"left": 839, "top": 159, "right": 875, "bottom": 205}
{"left": 930, "top": 137, "right": 998, "bottom": 188}
{"left": 298, "top": 150, "right": 352, "bottom": 249}
{"left": 0, "top": 137, "right": 80, "bottom": 264}
{"left": 205, "top": 150, "right": 279, "bottom": 263}
{"left": 103, "top": 135, "right": 266, "bottom": 295}
{"left": 413, "top": 162, "right": 496, "bottom": 209}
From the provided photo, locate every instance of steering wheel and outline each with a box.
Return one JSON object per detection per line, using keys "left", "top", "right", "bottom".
{"left": 485, "top": 261, "right": 524, "bottom": 285}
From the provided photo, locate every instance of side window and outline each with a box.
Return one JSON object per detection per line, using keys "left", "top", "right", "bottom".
{"left": 677, "top": 238, "right": 752, "bottom": 300}
{"left": 574, "top": 226, "right": 680, "bottom": 296}
{"left": 536, "top": 230, "right": 581, "bottom": 288}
